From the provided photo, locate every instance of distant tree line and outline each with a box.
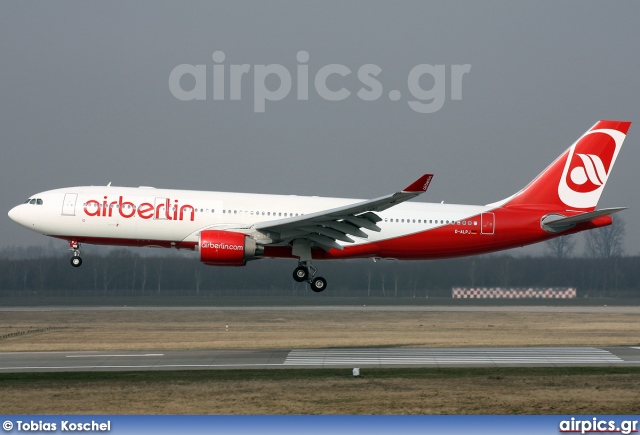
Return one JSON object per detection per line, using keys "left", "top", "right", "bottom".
{"left": 0, "top": 250, "right": 638, "bottom": 300}
{"left": 0, "top": 217, "right": 635, "bottom": 299}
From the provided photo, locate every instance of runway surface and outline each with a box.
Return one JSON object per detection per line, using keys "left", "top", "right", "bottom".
{"left": 2, "top": 305, "right": 640, "bottom": 313}
{"left": 1, "top": 346, "right": 640, "bottom": 373}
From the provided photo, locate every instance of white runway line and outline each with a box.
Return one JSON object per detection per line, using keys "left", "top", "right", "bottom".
{"left": 0, "top": 363, "right": 284, "bottom": 371}
{"left": 283, "top": 347, "right": 624, "bottom": 366}
{"left": 66, "top": 354, "right": 164, "bottom": 358}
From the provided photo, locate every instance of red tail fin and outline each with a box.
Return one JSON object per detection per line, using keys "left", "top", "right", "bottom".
{"left": 500, "top": 120, "right": 630, "bottom": 211}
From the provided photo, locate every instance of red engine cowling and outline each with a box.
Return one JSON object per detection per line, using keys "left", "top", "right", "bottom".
{"left": 198, "top": 230, "right": 262, "bottom": 266}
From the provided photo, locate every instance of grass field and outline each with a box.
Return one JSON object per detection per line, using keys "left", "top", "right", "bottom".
{"left": 1, "top": 307, "right": 639, "bottom": 414}
{"left": 1, "top": 367, "right": 639, "bottom": 414}
{"left": 1, "top": 308, "right": 639, "bottom": 351}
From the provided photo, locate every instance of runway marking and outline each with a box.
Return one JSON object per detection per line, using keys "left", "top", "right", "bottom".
{"left": 0, "top": 347, "right": 635, "bottom": 373}
{"left": 66, "top": 354, "right": 164, "bottom": 358}
{"left": 0, "top": 309, "right": 51, "bottom": 312}
{"left": 0, "top": 363, "right": 284, "bottom": 371}
{"left": 284, "top": 347, "right": 624, "bottom": 366}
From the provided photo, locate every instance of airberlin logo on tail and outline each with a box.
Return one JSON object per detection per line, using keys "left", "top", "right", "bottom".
{"left": 83, "top": 196, "right": 195, "bottom": 221}
{"left": 569, "top": 153, "right": 608, "bottom": 190}
{"left": 558, "top": 128, "right": 625, "bottom": 209}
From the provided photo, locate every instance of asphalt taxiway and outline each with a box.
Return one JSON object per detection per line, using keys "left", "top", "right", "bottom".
{"left": 1, "top": 346, "right": 640, "bottom": 373}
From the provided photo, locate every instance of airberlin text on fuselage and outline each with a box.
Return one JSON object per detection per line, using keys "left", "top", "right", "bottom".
{"left": 83, "top": 196, "right": 195, "bottom": 221}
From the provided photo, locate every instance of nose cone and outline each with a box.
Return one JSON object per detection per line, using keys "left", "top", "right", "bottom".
{"left": 8, "top": 205, "right": 27, "bottom": 227}
{"left": 8, "top": 205, "right": 20, "bottom": 223}
{"left": 8, "top": 203, "right": 38, "bottom": 231}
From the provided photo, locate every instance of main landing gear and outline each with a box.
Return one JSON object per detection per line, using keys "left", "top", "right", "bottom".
{"left": 292, "top": 261, "right": 327, "bottom": 292}
{"left": 69, "top": 240, "right": 82, "bottom": 267}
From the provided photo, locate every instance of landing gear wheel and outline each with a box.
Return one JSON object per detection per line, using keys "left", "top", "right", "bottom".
{"left": 310, "top": 277, "right": 327, "bottom": 293}
{"left": 70, "top": 256, "right": 82, "bottom": 268}
{"left": 293, "top": 266, "right": 309, "bottom": 282}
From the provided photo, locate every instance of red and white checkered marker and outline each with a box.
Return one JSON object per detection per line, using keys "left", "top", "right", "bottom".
{"left": 452, "top": 287, "right": 576, "bottom": 299}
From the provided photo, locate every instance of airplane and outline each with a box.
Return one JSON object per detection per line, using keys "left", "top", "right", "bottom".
{"left": 7, "top": 120, "right": 630, "bottom": 292}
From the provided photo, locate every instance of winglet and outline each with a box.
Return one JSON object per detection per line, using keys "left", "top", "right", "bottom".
{"left": 402, "top": 174, "right": 433, "bottom": 193}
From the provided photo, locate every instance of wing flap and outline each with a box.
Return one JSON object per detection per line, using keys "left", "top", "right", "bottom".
{"left": 321, "top": 221, "right": 369, "bottom": 238}
{"left": 300, "top": 225, "right": 355, "bottom": 243}
{"left": 358, "top": 211, "right": 383, "bottom": 223}
{"left": 306, "top": 233, "right": 344, "bottom": 251}
{"left": 344, "top": 215, "right": 382, "bottom": 232}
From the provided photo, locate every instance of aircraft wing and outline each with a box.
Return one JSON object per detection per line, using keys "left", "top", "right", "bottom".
{"left": 253, "top": 174, "right": 433, "bottom": 251}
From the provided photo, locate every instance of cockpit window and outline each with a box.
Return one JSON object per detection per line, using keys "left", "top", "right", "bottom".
{"left": 29, "top": 199, "right": 36, "bottom": 205}
{"left": 36, "top": 199, "right": 43, "bottom": 205}
{"left": 24, "top": 199, "right": 31, "bottom": 204}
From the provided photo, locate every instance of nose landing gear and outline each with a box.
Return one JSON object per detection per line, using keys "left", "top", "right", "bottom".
{"left": 69, "top": 240, "right": 82, "bottom": 267}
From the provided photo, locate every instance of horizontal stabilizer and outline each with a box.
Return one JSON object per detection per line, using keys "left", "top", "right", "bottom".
{"left": 541, "top": 207, "right": 626, "bottom": 233}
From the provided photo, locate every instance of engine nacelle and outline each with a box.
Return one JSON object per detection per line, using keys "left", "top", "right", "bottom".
{"left": 198, "top": 230, "right": 263, "bottom": 266}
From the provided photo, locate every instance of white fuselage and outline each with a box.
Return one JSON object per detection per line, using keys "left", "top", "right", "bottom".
{"left": 9, "top": 185, "right": 489, "bottom": 249}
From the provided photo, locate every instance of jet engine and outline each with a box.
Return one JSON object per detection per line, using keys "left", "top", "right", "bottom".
{"left": 198, "top": 230, "right": 263, "bottom": 266}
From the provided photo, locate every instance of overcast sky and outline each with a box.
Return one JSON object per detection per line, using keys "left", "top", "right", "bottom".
{"left": 1, "top": 1, "right": 639, "bottom": 255}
